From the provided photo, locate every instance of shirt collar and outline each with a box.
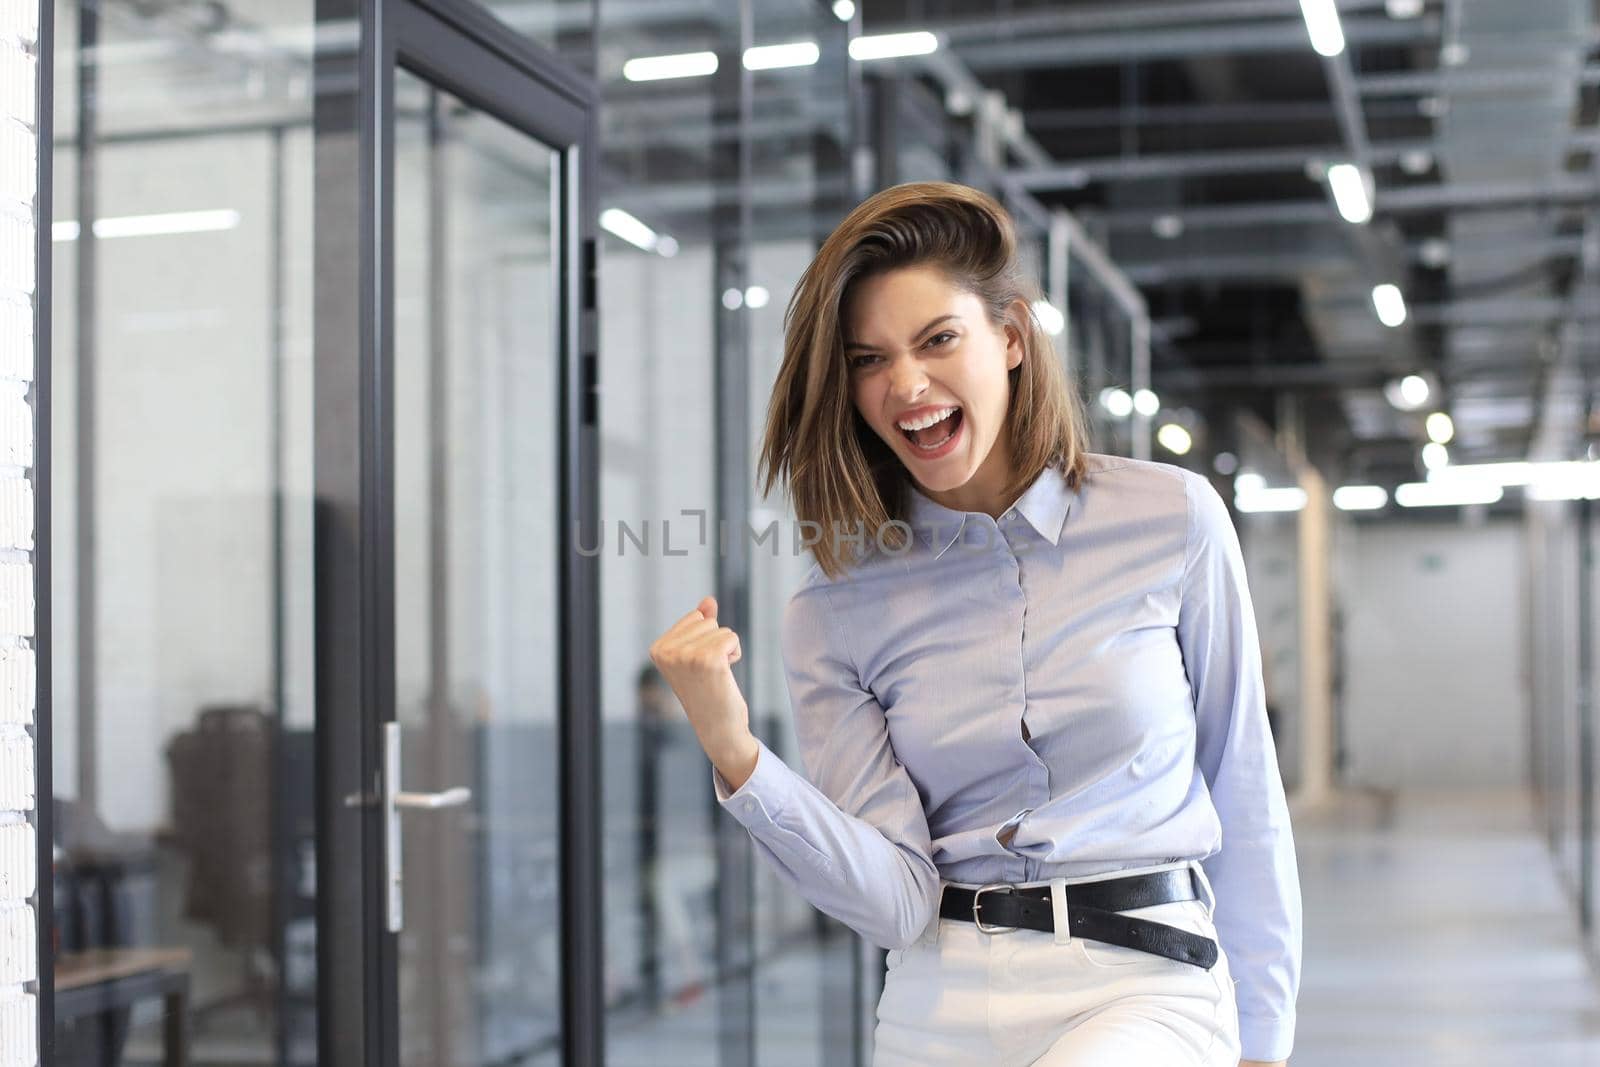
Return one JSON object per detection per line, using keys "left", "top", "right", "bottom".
{"left": 906, "top": 464, "right": 1075, "bottom": 560}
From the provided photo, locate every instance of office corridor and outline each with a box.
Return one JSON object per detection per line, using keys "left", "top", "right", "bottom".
{"left": 18, "top": 0, "right": 1600, "bottom": 1060}
{"left": 1292, "top": 789, "right": 1600, "bottom": 1066}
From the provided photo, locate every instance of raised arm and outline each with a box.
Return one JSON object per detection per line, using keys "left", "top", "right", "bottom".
{"left": 1177, "top": 472, "right": 1304, "bottom": 1065}
{"left": 712, "top": 584, "right": 941, "bottom": 950}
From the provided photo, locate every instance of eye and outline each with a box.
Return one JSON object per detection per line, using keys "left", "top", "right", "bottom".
{"left": 848, "top": 353, "right": 881, "bottom": 369}
{"left": 925, "top": 331, "right": 956, "bottom": 348}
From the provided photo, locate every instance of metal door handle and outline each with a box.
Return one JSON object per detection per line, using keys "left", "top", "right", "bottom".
{"left": 384, "top": 722, "right": 473, "bottom": 932}
{"left": 395, "top": 787, "right": 472, "bottom": 810}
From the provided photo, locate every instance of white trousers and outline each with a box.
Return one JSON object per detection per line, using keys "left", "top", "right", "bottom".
{"left": 872, "top": 860, "right": 1242, "bottom": 1067}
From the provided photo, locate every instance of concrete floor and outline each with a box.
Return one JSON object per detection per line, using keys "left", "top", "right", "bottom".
{"left": 1290, "top": 788, "right": 1600, "bottom": 1066}
{"left": 120, "top": 788, "right": 1600, "bottom": 1066}
{"left": 607, "top": 787, "right": 1600, "bottom": 1066}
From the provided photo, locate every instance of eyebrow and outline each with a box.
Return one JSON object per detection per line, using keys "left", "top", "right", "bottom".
{"left": 843, "top": 314, "right": 960, "bottom": 353}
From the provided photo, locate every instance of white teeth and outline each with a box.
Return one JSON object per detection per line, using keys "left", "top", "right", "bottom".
{"left": 896, "top": 406, "right": 959, "bottom": 431}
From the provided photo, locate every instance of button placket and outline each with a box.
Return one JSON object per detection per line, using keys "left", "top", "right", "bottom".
{"left": 997, "top": 541, "right": 1021, "bottom": 595}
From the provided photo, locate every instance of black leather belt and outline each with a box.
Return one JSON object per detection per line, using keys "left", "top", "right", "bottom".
{"left": 938, "top": 868, "right": 1219, "bottom": 969}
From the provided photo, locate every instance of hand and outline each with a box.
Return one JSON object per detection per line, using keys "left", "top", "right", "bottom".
{"left": 648, "top": 596, "right": 759, "bottom": 789}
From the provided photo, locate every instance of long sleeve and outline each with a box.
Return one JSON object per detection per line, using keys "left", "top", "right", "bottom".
{"left": 1177, "top": 472, "right": 1304, "bottom": 1063}
{"left": 711, "top": 583, "right": 942, "bottom": 951}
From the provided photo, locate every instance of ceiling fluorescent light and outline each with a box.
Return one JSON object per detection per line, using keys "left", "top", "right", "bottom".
{"left": 1298, "top": 0, "right": 1346, "bottom": 57}
{"left": 1333, "top": 485, "right": 1388, "bottom": 511}
{"left": 1395, "top": 481, "right": 1503, "bottom": 508}
{"left": 623, "top": 51, "right": 718, "bottom": 82}
{"left": 1432, "top": 460, "right": 1600, "bottom": 500}
{"left": 1372, "top": 283, "right": 1407, "bottom": 327}
{"left": 1433, "top": 460, "right": 1600, "bottom": 502}
{"left": 1427, "top": 461, "right": 1530, "bottom": 486}
{"left": 1399, "top": 374, "right": 1429, "bottom": 407}
{"left": 849, "top": 31, "right": 938, "bottom": 61}
{"left": 1157, "top": 423, "right": 1192, "bottom": 455}
{"left": 1098, "top": 388, "right": 1133, "bottom": 418}
{"left": 1526, "top": 464, "right": 1600, "bottom": 501}
{"left": 1326, "top": 163, "right": 1372, "bottom": 224}
{"left": 53, "top": 209, "right": 241, "bottom": 241}
{"left": 95, "top": 208, "right": 240, "bottom": 239}
{"left": 599, "top": 207, "right": 658, "bottom": 252}
{"left": 744, "top": 41, "right": 820, "bottom": 70}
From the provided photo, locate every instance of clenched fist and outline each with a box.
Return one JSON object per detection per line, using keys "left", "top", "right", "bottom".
{"left": 648, "top": 595, "right": 760, "bottom": 791}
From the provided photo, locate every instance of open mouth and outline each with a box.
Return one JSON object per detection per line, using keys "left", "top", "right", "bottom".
{"left": 900, "top": 407, "right": 963, "bottom": 452}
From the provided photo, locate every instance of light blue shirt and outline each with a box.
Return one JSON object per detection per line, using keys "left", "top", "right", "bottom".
{"left": 713, "top": 452, "right": 1302, "bottom": 1061}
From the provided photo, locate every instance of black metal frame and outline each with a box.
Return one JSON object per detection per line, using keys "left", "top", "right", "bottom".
{"left": 709, "top": 9, "right": 756, "bottom": 1067}
{"left": 71, "top": 0, "right": 96, "bottom": 822}
{"left": 34, "top": 0, "right": 55, "bottom": 1053}
{"left": 1580, "top": 388, "right": 1595, "bottom": 936}
{"left": 314, "top": 1, "right": 600, "bottom": 1065}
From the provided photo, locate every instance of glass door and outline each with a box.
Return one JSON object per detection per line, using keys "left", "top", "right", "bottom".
{"left": 313, "top": 0, "right": 600, "bottom": 1064}
{"left": 390, "top": 68, "right": 563, "bottom": 1067}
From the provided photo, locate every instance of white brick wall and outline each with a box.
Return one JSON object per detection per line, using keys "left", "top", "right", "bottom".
{"left": 0, "top": 0, "right": 38, "bottom": 1064}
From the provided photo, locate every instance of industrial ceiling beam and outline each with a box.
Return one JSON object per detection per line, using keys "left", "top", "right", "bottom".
{"left": 1010, "top": 134, "right": 1599, "bottom": 189}
{"left": 1125, "top": 253, "right": 1353, "bottom": 285}
{"left": 1380, "top": 178, "right": 1600, "bottom": 212}
{"left": 1408, "top": 298, "right": 1600, "bottom": 327}
{"left": 1152, "top": 363, "right": 1397, "bottom": 390}
{"left": 1102, "top": 180, "right": 1600, "bottom": 230}
{"left": 952, "top": 16, "right": 1439, "bottom": 71}
{"left": 871, "top": 0, "right": 1398, "bottom": 44}
{"left": 1119, "top": 235, "right": 1589, "bottom": 284}
{"left": 1359, "top": 61, "right": 1600, "bottom": 96}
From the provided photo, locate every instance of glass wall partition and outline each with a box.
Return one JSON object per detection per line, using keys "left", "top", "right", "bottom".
{"left": 746, "top": 2, "right": 857, "bottom": 1064}
{"left": 593, "top": 5, "right": 739, "bottom": 1064}
{"left": 48, "top": 0, "right": 602, "bottom": 1060}
{"left": 49, "top": 0, "right": 319, "bottom": 1061}
{"left": 594, "top": 1, "right": 870, "bottom": 1062}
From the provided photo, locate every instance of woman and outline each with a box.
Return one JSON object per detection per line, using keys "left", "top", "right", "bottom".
{"left": 649, "top": 182, "right": 1300, "bottom": 1066}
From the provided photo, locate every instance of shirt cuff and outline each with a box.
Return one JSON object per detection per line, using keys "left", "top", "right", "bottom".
{"left": 712, "top": 736, "right": 787, "bottom": 829}
{"left": 1238, "top": 1011, "right": 1295, "bottom": 1063}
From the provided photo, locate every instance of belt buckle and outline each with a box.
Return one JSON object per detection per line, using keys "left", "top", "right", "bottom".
{"left": 972, "top": 883, "right": 1018, "bottom": 934}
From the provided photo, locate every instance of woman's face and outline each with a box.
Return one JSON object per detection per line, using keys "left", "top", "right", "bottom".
{"left": 843, "top": 264, "right": 1024, "bottom": 504}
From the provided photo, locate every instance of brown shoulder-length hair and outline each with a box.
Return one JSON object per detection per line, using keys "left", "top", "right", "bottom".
{"left": 757, "top": 181, "right": 1092, "bottom": 581}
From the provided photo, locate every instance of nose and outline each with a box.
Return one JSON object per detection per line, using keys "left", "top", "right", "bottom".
{"left": 887, "top": 354, "right": 927, "bottom": 404}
